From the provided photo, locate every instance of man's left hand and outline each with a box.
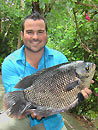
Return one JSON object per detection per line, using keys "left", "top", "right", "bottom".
{"left": 81, "top": 80, "right": 94, "bottom": 99}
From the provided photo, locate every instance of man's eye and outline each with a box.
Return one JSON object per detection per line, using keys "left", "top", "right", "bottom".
{"left": 27, "top": 31, "right": 32, "bottom": 34}
{"left": 38, "top": 30, "right": 44, "bottom": 34}
{"left": 26, "top": 31, "right": 32, "bottom": 34}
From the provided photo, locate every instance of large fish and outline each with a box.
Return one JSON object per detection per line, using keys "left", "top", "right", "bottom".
{"left": 3, "top": 61, "right": 95, "bottom": 118}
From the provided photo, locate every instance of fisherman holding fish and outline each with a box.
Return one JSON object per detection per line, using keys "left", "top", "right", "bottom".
{"left": 0, "top": 11, "right": 94, "bottom": 130}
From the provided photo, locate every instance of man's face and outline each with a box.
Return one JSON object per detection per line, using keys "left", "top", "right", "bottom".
{"left": 21, "top": 19, "right": 47, "bottom": 53}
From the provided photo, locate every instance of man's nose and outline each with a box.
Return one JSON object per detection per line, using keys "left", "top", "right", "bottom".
{"left": 32, "top": 32, "right": 38, "bottom": 39}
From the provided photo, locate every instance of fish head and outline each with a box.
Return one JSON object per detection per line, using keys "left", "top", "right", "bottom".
{"left": 75, "top": 61, "right": 96, "bottom": 88}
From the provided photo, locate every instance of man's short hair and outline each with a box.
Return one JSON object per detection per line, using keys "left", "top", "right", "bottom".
{"left": 22, "top": 11, "right": 47, "bottom": 33}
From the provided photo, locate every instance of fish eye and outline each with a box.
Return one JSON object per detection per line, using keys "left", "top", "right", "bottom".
{"left": 85, "top": 66, "right": 89, "bottom": 71}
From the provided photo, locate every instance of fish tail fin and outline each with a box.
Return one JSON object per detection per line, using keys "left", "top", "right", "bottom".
{"left": 3, "top": 91, "right": 29, "bottom": 118}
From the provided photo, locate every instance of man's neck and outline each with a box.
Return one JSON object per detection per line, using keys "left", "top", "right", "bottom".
{"left": 24, "top": 48, "right": 44, "bottom": 69}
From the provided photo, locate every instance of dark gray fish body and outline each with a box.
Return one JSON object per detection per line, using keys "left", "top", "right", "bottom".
{"left": 3, "top": 61, "right": 96, "bottom": 118}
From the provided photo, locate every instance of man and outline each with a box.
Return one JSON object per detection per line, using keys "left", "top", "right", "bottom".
{"left": 0, "top": 11, "right": 92, "bottom": 130}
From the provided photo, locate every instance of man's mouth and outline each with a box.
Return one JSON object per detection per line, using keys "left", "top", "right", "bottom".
{"left": 30, "top": 40, "right": 41, "bottom": 45}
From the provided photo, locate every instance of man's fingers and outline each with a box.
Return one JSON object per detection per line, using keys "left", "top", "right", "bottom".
{"left": 31, "top": 113, "right": 36, "bottom": 118}
{"left": 91, "top": 80, "right": 94, "bottom": 84}
{"left": 81, "top": 88, "right": 92, "bottom": 99}
{"left": 81, "top": 90, "right": 88, "bottom": 99}
{"left": 31, "top": 113, "right": 43, "bottom": 120}
{"left": 26, "top": 110, "right": 43, "bottom": 120}
{"left": 36, "top": 116, "right": 43, "bottom": 120}
{"left": 85, "top": 88, "right": 92, "bottom": 95}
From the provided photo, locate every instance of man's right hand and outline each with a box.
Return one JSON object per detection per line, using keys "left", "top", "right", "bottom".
{"left": 17, "top": 109, "right": 43, "bottom": 120}
{"left": 31, "top": 112, "right": 43, "bottom": 120}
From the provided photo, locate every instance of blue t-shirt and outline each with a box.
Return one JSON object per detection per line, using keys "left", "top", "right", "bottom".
{"left": 2, "top": 45, "right": 68, "bottom": 130}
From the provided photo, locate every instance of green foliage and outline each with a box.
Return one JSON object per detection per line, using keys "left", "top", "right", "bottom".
{"left": 0, "top": 0, "right": 98, "bottom": 119}
{"left": 0, "top": 0, "right": 32, "bottom": 70}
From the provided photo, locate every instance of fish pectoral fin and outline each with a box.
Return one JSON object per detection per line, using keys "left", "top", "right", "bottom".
{"left": 65, "top": 79, "right": 80, "bottom": 91}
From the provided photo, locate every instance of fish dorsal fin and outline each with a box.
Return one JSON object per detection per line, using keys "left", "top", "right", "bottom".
{"left": 15, "top": 74, "right": 40, "bottom": 89}
{"left": 15, "top": 63, "right": 68, "bottom": 89}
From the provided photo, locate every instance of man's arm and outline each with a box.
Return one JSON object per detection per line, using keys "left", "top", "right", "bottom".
{"left": 2, "top": 59, "right": 21, "bottom": 93}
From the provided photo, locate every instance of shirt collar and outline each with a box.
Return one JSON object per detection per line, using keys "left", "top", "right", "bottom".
{"left": 44, "top": 46, "right": 54, "bottom": 58}
{"left": 17, "top": 45, "right": 53, "bottom": 60}
{"left": 16, "top": 45, "right": 25, "bottom": 63}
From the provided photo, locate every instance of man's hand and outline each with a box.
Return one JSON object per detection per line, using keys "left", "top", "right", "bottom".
{"left": 26, "top": 109, "right": 43, "bottom": 120}
{"left": 81, "top": 80, "right": 94, "bottom": 99}
{"left": 31, "top": 112, "right": 43, "bottom": 120}
{"left": 17, "top": 110, "right": 43, "bottom": 120}
{"left": 81, "top": 88, "right": 92, "bottom": 99}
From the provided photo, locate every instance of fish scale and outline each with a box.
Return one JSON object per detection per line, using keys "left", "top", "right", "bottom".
{"left": 24, "top": 70, "right": 78, "bottom": 110}
{"left": 3, "top": 61, "right": 96, "bottom": 118}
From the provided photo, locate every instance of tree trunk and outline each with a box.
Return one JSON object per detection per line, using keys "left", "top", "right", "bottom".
{"left": 17, "top": 0, "right": 24, "bottom": 49}
{"left": 0, "top": 10, "right": 1, "bottom": 33}
{"left": 32, "top": 0, "right": 55, "bottom": 15}
{"left": 32, "top": 0, "right": 42, "bottom": 14}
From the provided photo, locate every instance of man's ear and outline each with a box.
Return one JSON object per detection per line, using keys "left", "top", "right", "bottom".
{"left": 21, "top": 31, "right": 24, "bottom": 39}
